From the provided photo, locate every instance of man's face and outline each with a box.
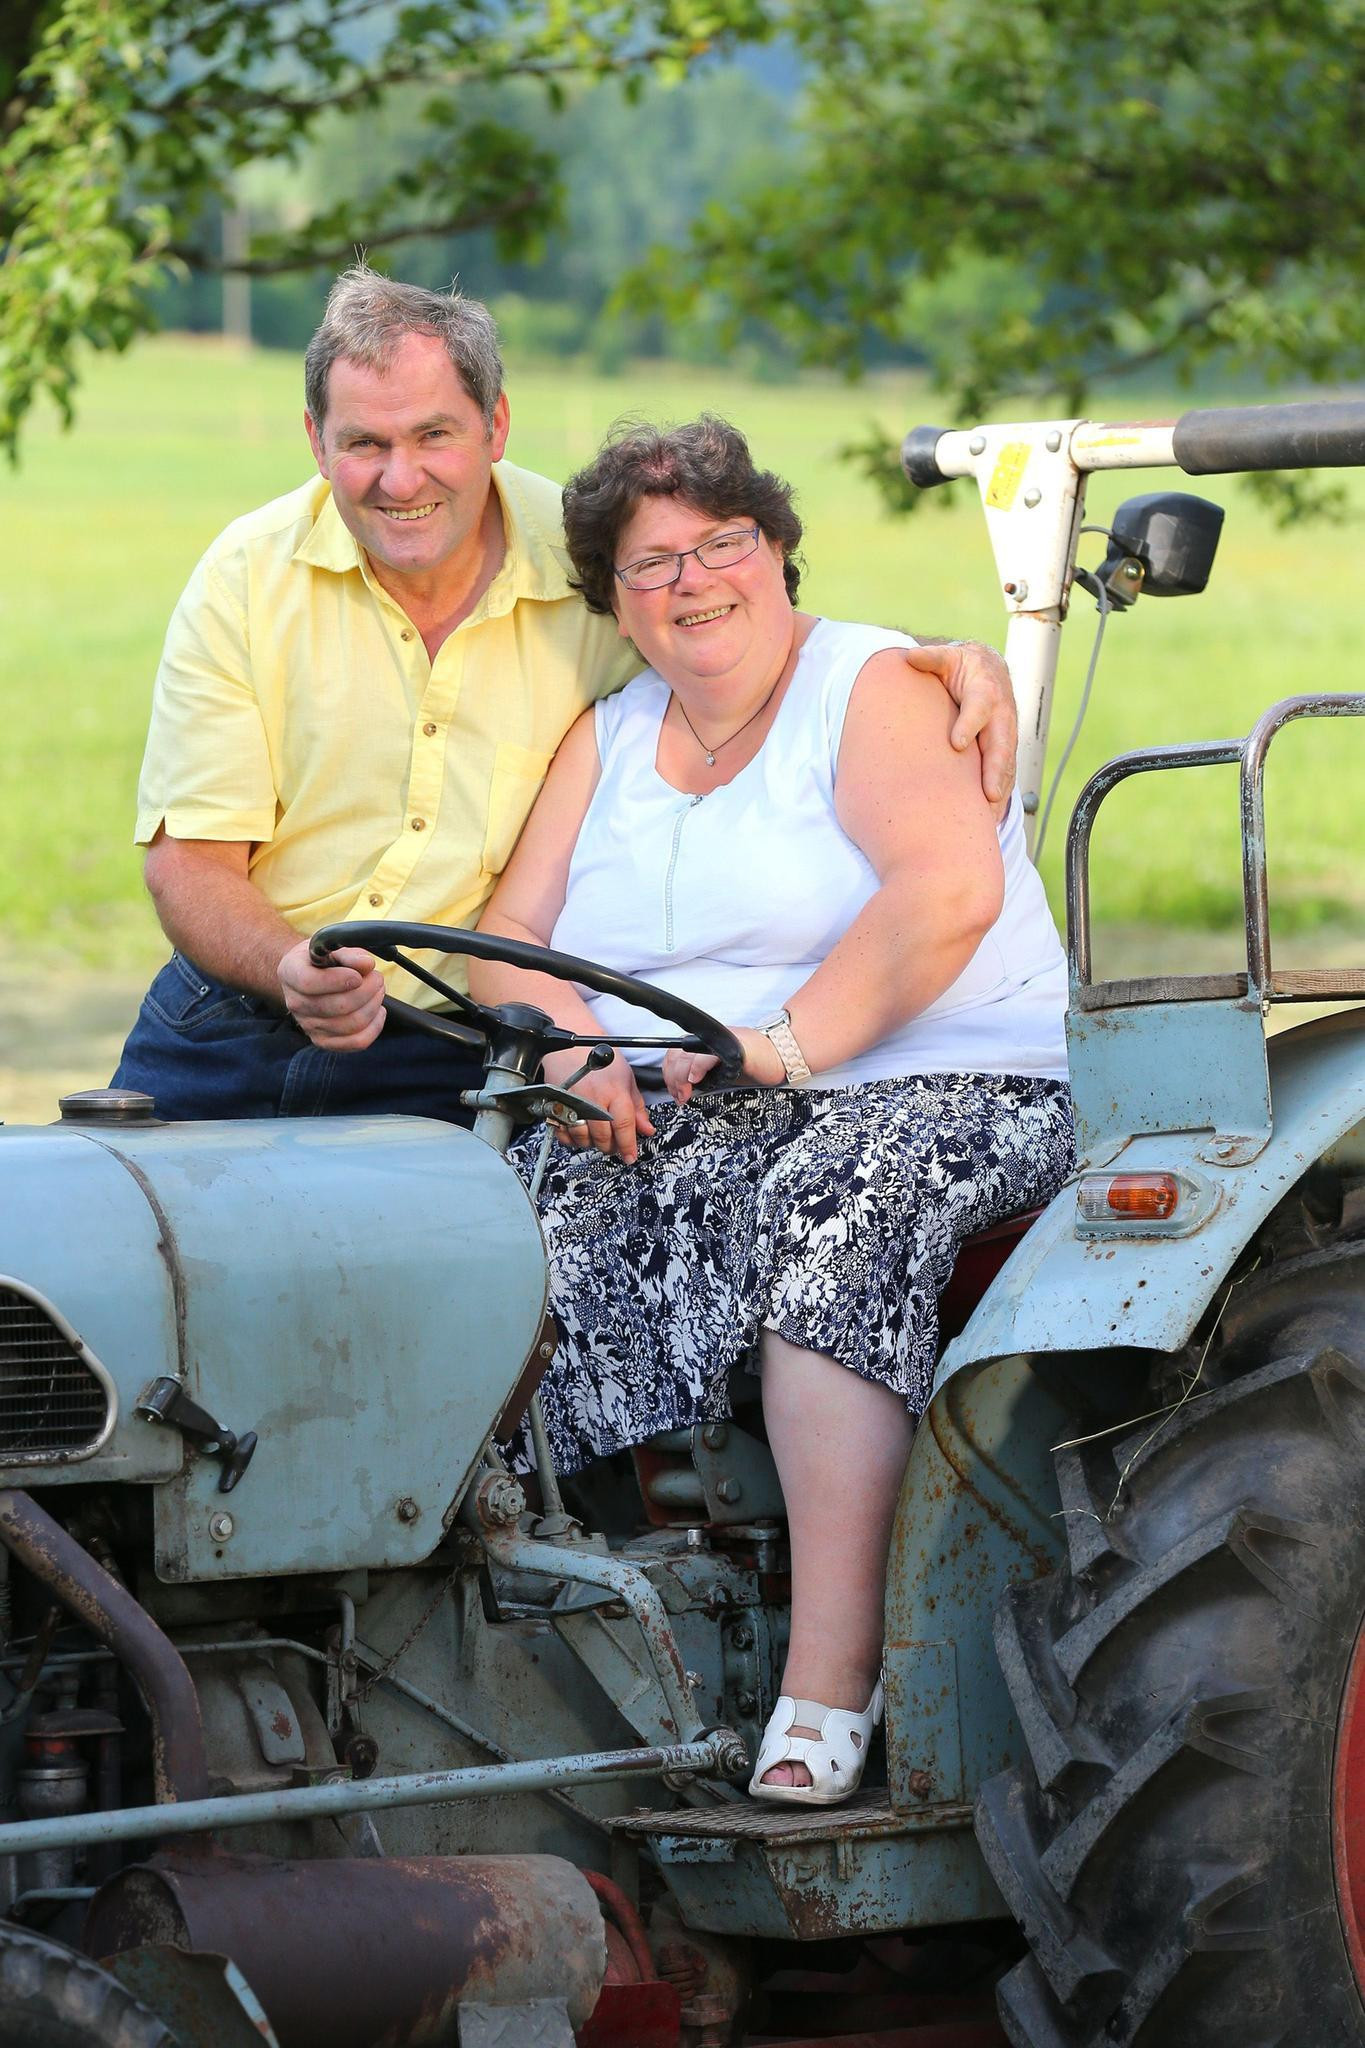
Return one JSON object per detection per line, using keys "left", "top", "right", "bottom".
{"left": 305, "top": 332, "right": 510, "bottom": 585}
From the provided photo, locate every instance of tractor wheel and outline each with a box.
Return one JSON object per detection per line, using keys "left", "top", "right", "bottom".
{"left": 976, "top": 1255, "right": 1365, "bottom": 2048}
{"left": 0, "top": 1925, "right": 176, "bottom": 2048}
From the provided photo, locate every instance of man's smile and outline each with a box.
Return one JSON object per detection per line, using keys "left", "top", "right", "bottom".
{"left": 374, "top": 503, "right": 440, "bottom": 522}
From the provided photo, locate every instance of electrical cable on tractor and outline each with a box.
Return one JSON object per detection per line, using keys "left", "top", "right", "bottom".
{"left": 2, "top": 395, "right": 1365, "bottom": 2046}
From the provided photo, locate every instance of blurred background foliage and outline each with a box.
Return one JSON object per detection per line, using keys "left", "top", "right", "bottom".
{"left": 4, "top": 1, "right": 1365, "bottom": 1117}
{"left": 5, "top": 1, "right": 1365, "bottom": 505}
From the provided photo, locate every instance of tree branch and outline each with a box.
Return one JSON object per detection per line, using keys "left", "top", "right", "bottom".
{"left": 146, "top": 38, "right": 689, "bottom": 122}
{"left": 157, "top": 0, "right": 399, "bottom": 60}
{"left": 164, "top": 189, "right": 547, "bottom": 276}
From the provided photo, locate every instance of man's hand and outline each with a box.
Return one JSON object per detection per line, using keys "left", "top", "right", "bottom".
{"left": 904, "top": 641, "right": 1018, "bottom": 817}
{"left": 542, "top": 1048, "right": 655, "bottom": 1163}
{"left": 279, "top": 940, "right": 387, "bottom": 1051}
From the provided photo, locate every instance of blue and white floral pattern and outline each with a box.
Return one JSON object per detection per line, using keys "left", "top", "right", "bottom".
{"left": 511, "top": 1073, "right": 1074, "bottom": 1475}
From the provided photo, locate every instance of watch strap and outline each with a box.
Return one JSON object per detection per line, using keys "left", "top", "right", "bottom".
{"left": 759, "top": 1008, "right": 811, "bottom": 1086}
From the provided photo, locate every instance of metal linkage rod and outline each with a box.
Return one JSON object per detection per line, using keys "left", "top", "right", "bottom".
{"left": 0, "top": 1730, "right": 748, "bottom": 1861}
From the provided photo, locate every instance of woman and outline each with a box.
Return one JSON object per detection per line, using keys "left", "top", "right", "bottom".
{"left": 468, "top": 416, "right": 1073, "bottom": 1807}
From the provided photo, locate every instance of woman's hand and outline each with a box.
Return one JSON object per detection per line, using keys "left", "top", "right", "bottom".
{"left": 662, "top": 1027, "right": 785, "bottom": 1106}
{"left": 541, "top": 1048, "right": 655, "bottom": 1163}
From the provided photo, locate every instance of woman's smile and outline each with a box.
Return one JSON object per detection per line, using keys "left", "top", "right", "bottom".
{"left": 673, "top": 602, "right": 737, "bottom": 629}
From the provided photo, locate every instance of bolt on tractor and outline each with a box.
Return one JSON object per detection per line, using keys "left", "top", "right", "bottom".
{"left": 3, "top": 395, "right": 1365, "bottom": 2048}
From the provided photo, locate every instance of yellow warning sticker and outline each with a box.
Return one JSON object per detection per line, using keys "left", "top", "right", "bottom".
{"left": 985, "top": 442, "right": 1031, "bottom": 509}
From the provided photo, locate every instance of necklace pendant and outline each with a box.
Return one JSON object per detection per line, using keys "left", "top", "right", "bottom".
{"left": 705, "top": 750, "right": 716, "bottom": 766}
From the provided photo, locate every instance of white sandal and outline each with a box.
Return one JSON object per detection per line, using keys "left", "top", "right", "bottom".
{"left": 748, "top": 1679, "right": 884, "bottom": 1807}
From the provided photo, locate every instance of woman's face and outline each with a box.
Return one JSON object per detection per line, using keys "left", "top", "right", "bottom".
{"left": 611, "top": 496, "right": 793, "bottom": 691}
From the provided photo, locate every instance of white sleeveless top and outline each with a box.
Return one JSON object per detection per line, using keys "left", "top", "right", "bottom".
{"left": 550, "top": 619, "right": 1069, "bottom": 1087}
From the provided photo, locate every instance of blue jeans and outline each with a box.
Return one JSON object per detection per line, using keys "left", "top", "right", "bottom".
{"left": 112, "top": 953, "right": 484, "bottom": 1123}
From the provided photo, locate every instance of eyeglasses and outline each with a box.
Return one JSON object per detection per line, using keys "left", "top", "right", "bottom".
{"left": 614, "top": 525, "right": 761, "bottom": 592}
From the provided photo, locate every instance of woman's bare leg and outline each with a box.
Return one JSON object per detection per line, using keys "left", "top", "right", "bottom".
{"left": 758, "top": 1330, "right": 916, "bottom": 1789}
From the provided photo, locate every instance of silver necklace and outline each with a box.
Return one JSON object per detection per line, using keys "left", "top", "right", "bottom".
{"left": 672, "top": 673, "right": 786, "bottom": 767}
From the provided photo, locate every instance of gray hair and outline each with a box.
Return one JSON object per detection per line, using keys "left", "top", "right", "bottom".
{"left": 304, "top": 265, "right": 504, "bottom": 431}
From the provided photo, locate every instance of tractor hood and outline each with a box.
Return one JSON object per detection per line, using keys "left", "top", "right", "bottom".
{"left": 0, "top": 1114, "right": 546, "bottom": 1582}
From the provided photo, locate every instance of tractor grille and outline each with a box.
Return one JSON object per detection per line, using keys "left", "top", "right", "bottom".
{"left": 0, "top": 1285, "right": 109, "bottom": 1458}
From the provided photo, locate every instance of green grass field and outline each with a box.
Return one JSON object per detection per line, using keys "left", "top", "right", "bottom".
{"left": 4, "top": 336, "right": 1364, "bottom": 993}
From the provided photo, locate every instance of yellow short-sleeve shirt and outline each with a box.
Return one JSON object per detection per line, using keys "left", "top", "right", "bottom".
{"left": 136, "top": 461, "right": 640, "bottom": 1003}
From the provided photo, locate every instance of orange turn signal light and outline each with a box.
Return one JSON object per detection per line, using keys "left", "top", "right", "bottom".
{"left": 1077, "top": 1172, "right": 1181, "bottom": 1224}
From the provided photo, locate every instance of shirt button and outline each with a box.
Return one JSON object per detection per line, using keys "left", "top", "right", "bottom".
{"left": 423, "top": 722, "right": 437, "bottom": 737}
{"left": 368, "top": 893, "right": 382, "bottom": 907}
{"left": 411, "top": 817, "right": 426, "bottom": 832}
{"left": 400, "top": 630, "right": 413, "bottom": 642}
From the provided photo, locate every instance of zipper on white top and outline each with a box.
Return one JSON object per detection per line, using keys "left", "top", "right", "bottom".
{"left": 664, "top": 793, "right": 705, "bottom": 953}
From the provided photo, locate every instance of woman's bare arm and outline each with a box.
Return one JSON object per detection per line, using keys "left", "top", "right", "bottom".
{"left": 471, "top": 709, "right": 656, "bottom": 1161}
{"left": 784, "top": 649, "right": 1004, "bottom": 1072}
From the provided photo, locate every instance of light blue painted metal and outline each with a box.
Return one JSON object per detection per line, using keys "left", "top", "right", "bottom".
{"left": 141, "top": 1117, "right": 547, "bottom": 1581}
{"left": 1, "top": 1119, "right": 549, "bottom": 1565}
{"left": 884, "top": 1356, "right": 1071, "bottom": 1817}
{"left": 0, "top": 1732, "right": 744, "bottom": 1859}
{"left": 0, "top": 1131, "right": 182, "bottom": 1486}
{"left": 0, "top": 1115, "right": 547, "bottom": 1581}
{"left": 1066, "top": 996, "right": 1270, "bottom": 1168}
{"left": 1062, "top": 695, "right": 1365, "bottom": 1169}
{"left": 483, "top": 1526, "right": 704, "bottom": 1745}
{"left": 939, "top": 1005, "right": 1365, "bottom": 1378}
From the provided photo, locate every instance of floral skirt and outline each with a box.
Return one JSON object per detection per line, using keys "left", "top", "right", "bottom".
{"left": 510, "top": 1072, "right": 1074, "bottom": 1475}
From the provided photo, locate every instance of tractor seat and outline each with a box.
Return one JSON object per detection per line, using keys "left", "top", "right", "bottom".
{"left": 937, "top": 1203, "right": 1044, "bottom": 1344}
{"left": 632, "top": 1204, "right": 1045, "bottom": 1529}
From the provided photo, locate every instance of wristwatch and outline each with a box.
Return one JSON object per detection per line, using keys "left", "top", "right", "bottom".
{"left": 758, "top": 1008, "right": 811, "bottom": 1086}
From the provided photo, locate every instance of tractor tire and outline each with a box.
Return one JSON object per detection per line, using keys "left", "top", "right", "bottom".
{"left": 0, "top": 1925, "right": 176, "bottom": 2048}
{"left": 976, "top": 1253, "right": 1365, "bottom": 2048}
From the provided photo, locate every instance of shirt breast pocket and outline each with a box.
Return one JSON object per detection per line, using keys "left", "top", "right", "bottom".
{"left": 481, "top": 743, "right": 554, "bottom": 876}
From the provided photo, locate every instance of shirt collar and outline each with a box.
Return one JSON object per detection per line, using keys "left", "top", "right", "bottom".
{"left": 290, "top": 463, "right": 576, "bottom": 611}
{"left": 291, "top": 484, "right": 362, "bottom": 573}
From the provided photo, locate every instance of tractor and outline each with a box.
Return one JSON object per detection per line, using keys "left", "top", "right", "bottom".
{"left": 2, "top": 395, "right": 1365, "bottom": 2048}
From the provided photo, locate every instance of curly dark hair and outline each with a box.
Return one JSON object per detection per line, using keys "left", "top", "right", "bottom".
{"left": 561, "top": 414, "right": 804, "bottom": 615}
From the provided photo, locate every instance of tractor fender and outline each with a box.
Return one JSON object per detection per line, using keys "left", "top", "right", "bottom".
{"left": 936, "top": 1007, "right": 1365, "bottom": 1378}
{"left": 883, "top": 1006, "right": 1365, "bottom": 1823}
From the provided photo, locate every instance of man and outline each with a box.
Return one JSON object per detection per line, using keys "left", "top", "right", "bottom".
{"left": 113, "top": 266, "right": 1018, "bottom": 1122}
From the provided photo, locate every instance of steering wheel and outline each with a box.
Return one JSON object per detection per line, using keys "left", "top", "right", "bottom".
{"left": 309, "top": 920, "right": 745, "bottom": 1085}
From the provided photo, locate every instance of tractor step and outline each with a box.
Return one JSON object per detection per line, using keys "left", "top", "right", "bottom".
{"left": 611, "top": 1791, "right": 1001, "bottom": 1941}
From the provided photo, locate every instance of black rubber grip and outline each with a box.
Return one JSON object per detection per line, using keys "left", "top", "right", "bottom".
{"left": 901, "top": 424, "right": 952, "bottom": 488}
{"left": 1173, "top": 400, "right": 1365, "bottom": 475}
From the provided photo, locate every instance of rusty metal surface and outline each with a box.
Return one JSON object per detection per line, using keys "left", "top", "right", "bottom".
{"left": 86, "top": 1850, "right": 607, "bottom": 2044}
{"left": 624, "top": 1792, "right": 996, "bottom": 1942}
{"left": 0, "top": 1489, "right": 209, "bottom": 1806}
{"left": 108, "top": 1944, "right": 280, "bottom": 2047}
{"left": 611, "top": 1789, "right": 966, "bottom": 1844}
